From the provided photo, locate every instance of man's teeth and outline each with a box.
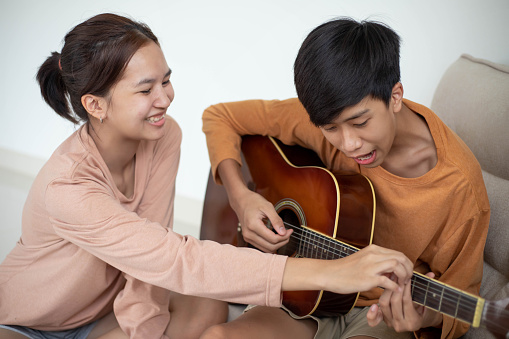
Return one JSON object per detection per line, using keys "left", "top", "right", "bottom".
{"left": 357, "top": 152, "right": 373, "bottom": 160}
{"left": 146, "top": 115, "right": 163, "bottom": 123}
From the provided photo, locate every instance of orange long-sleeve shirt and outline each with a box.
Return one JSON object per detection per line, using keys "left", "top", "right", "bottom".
{"left": 202, "top": 98, "right": 490, "bottom": 339}
{"left": 0, "top": 116, "right": 286, "bottom": 337}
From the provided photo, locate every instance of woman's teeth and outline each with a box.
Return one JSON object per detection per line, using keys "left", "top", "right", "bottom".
{"left": 146, "top": 115, "right": 163, "bottom": 123}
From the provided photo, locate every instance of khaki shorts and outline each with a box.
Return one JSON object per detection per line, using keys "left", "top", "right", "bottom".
{"left": 245, "top": 304, "right": 414, "bottom": 339}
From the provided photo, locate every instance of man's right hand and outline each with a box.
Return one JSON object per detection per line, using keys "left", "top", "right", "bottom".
{"left": 232, "top": 189, "right": 293, "bottom": 253}
{"left": 217, "top": 158, "right": 293, "bottom": 253}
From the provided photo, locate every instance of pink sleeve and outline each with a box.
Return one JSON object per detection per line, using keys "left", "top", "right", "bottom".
{"left": 45, "top": 177, "right": 286, "bottom": 307}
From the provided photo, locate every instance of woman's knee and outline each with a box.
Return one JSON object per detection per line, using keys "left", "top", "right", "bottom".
{"left": 199, "top": 324, "right": 233, "bottom": 339}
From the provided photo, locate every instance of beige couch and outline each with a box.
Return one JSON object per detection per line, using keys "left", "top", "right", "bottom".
{"left": 431, "top": 54, "right": 509, "bottom": 338}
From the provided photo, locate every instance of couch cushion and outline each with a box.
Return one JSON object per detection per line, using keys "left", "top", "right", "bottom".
{"left": 430, "top": 54, "right": 509, "bottom": 180}
{"left": 481, "top": 170, "right": 509, "bottom": 276}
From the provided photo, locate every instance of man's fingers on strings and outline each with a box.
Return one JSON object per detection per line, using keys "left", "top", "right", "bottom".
{"left": 389, "top": 284, "right": 405, "bottom": 322}
{"left": 263, "top": 208, "right": 287, "bottom": 236}
{"left": 378, "top": 274, "right": 400, "bottom": 292}
{"left": 249, "top": 232, "right": 288, "bottom": 253}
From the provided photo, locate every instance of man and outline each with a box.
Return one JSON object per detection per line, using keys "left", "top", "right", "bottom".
{"left": 201, "top": 18, "right": 489, "bottom": 338}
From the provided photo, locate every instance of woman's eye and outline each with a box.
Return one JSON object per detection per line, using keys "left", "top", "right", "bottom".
{"left": 140, "top": 89, "right": 151, "bottom": 94}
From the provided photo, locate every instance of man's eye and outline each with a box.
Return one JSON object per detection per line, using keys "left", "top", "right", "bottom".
{"left": 140, "top": 89, "right": 151, "bottom": 94}
{"left": 162, "top": 79, "right": 170, "bottom": 85}
{"left": 354, "top": 120, "right": 368, "bottom": 127}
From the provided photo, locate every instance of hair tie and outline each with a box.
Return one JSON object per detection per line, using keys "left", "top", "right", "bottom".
{"left": 58, "top": 58, "right": 62, "bottom": 71}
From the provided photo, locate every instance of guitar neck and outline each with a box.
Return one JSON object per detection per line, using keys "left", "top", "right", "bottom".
{"left": 287, "top": 223, "right": 485, "bottom": 327}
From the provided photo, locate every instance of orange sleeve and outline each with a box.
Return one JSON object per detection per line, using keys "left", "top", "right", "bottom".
{"left": 202, "top": 98, "right": 327, "bottom": 183}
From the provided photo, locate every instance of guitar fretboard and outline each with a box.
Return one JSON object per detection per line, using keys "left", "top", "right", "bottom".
{"left": 284, "top": 222, "right": 481, "bottom": 325}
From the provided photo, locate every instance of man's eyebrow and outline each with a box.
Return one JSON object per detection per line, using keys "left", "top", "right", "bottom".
{"left": 342, "top": 109, "right": 369, "bottom": 123}
{"left": 135, "top": 69, "right": 172, "bottom": 86}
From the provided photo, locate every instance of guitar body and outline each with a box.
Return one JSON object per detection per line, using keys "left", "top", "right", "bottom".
{"left": 201, "top": 136, "right": 509, "bottom": 337}
{"left": 200, "top": 135, "right": 376, "bottom": 317}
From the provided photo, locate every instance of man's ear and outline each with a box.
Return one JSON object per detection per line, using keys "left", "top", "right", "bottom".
{"left": 391, "top": 82, "right": 404, "bottom": 113}
{"left": 81, "top": 94, "right": 106, "bottom": 121}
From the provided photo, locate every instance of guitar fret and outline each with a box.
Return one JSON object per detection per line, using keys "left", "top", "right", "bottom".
{"left": 306, "top": 231, "right": 312, "bottom": 258}
{"left": 439, "top": 285, "right": 444, "bottom": 312}
{"left": 297, "top": 227, "right": 304, "bottom": 257}
{"left": 310, "top": 234, "right": 317, "bottom": 259}
{"left": 411, "top": 278, "right": 415, "bottom": 299}
{"left": 424, "top": 279, "right": 429, "bottom": 307}
{"left": 455, "top": 294, "right": 460, "bottom": 319}
{"left": 412, "top": 274, "right": 478, "bottom": 324}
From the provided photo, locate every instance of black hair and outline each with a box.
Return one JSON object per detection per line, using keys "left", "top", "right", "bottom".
{"left": 294, "top": 17, "right": 401, "bottom": 126}
{"left": 36, "top": 13, "right": 159, "bottom": 124}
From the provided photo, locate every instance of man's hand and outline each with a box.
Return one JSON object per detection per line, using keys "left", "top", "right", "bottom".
{"left": 232, "top": 189, "right": 293, "bottom": 253}
{"left": 217, "top": 158, "right": 292, "bottom": 253}
{"left": 366, "top": 271, "right": 443, "bottom": 332}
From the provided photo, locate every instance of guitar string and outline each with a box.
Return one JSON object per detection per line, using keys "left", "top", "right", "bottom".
{"left": 284, "top": 237, "right": 479, "bottom": 313}
{"left": 283, "top": 226, "right": 479, "bottom": 310}
{"left": 280, "top": 221, "right": 479, "bottom": 311}
{"left": 479, "top": 302, "right": 509, "bottom": 336}
{"left": 283, "top": 241, "right": 479, "bottom": 321}
{"left": 481, "top": 314, "right": 509, "bottom": 334}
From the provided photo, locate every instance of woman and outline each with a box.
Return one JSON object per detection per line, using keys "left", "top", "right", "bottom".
{"left": 0, "top": 13, "right": 413, "bottom": 339}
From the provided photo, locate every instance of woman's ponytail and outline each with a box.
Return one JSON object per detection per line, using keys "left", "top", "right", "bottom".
{"left": 36, "top": 52, "right": 77, "bottom": 124}
{"left": 35, "top": 13, "right": 159, "bottom": 126}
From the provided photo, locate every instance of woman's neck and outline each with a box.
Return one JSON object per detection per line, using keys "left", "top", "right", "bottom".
{"left": 88, "top": 122, "right": 139, "bottom": 196}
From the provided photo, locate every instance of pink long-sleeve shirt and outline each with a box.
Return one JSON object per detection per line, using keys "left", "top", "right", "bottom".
{"left": 0, "top": 116, "right": 286, "bottom": 336}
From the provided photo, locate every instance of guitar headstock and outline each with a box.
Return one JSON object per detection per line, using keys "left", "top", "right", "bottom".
{"left": 481, "top": 297, "right": 509, "bottom": 339}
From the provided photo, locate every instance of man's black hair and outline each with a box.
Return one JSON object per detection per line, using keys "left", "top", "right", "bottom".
{"left": 294, "top": 17, "right": 401, "bottom": 126}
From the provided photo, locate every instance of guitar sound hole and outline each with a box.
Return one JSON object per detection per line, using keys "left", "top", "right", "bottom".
{"left": 277, "top": 209, "right": 301, "bottom": 257}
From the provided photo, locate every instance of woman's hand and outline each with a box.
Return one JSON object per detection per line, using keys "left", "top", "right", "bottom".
{"left": 283, "top": 244, "right": 414, "bottom": 295}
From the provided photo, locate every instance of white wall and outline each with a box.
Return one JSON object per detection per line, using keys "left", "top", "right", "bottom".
{"left": 0, "top": 0, "right": 508, "bottom": 230}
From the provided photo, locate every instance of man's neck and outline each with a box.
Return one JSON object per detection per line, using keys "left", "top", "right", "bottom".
{"left": 381, "top": 103, "right": 438, "bottom": 178}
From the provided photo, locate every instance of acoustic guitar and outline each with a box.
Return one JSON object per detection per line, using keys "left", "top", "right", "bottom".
{"left": 200, "top": 135, "right": 509, "bottom": 338}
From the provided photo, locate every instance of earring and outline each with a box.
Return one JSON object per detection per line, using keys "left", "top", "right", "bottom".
{"left": 100, "top": 117, "right": 103, "bottom": 124}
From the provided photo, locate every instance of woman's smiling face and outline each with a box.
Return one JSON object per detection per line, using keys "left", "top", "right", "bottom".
{"left": 102, "top": 41, "right": 174, "bottom": 143}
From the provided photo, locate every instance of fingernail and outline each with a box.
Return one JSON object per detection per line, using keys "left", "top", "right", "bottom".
{"left": 370, "top": 304, "right": 377, "bottom": 311}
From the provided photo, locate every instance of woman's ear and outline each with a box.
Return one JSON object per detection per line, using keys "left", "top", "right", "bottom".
{"left": 391, "top": 82, "right": 404, "bottom": 113}
{"left": 81, "top": 94, "right": 106, "bottom": 122}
